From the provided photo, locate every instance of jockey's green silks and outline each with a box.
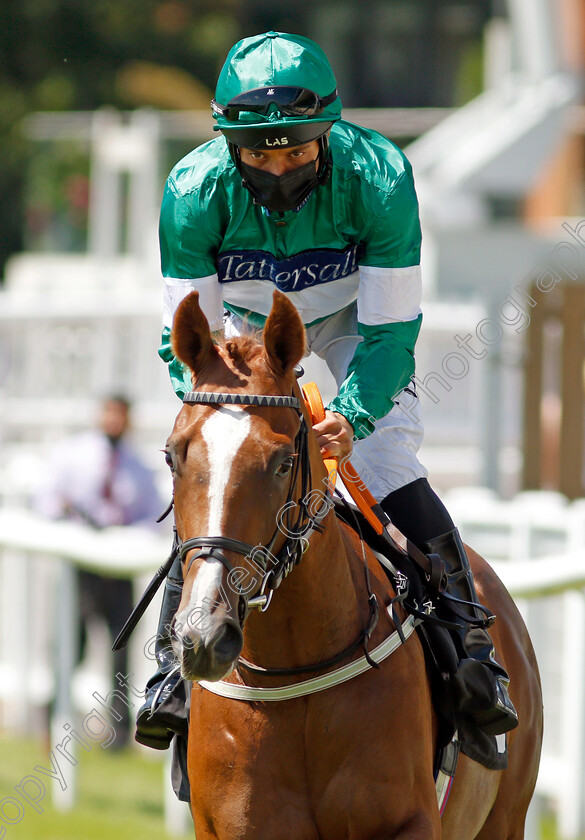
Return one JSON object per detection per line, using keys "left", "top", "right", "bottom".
{"left": 159, "top": 119, "right": 423, "bottom": 437}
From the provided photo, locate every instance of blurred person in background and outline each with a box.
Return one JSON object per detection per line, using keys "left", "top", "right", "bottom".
{"left": 36, "top": 394, "right": 163, "bottom": 747}
{"left": 136, "top": 31, "right": 518, "bottom": 765}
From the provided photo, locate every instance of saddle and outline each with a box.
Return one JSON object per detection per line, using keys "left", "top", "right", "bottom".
{"left": 299, "top": 382, "right": 507, "bottom": 773}
{"left": 332, "top": 495, "right": 508, "bottom": 773}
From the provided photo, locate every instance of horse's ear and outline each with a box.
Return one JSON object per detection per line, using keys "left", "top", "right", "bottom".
{"left": 263, "top": 290, "right": 306, "bottom": 377}
{"left": 171, "top": 291, "right": 218, "bottom": 376}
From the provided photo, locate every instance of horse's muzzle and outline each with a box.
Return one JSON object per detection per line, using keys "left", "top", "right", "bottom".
{"left": 171, "top": 610, "right": 243, "bottom": 682}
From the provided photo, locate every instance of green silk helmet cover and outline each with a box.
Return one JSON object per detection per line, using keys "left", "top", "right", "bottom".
{"left": 213, "top": 31, "right": 342, "bottom": 136}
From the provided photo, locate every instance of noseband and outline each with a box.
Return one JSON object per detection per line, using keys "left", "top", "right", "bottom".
{"left": 178, "top": 389, "right": 333, "bottom": 621}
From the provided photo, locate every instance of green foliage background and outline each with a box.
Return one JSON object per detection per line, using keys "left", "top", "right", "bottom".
{"left": 0, "top": 0, "right": 239, "bottom": 278}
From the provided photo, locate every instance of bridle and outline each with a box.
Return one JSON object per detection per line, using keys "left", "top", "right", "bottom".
{"left": 176, "top": 387, "right": 381, "bottom": 678}
{"left": 178, "top": 389, "right": 333, "bottom": 623}
{"left": 111, "top": 384, "right": 378, "bottom": 663}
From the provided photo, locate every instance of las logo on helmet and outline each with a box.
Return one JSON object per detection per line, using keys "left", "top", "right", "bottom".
{"left": 265, "top": 137, "right": 289, "bottom": 146}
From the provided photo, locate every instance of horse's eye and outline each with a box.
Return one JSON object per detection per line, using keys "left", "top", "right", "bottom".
{"left": 276, "top": 456, "right": 294, "bottom": 477}
{"left": 164, "top": 449, "right": 175, "bottom": 472}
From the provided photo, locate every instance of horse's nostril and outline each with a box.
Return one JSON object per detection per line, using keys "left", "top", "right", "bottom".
{"left": 213, "top": 622, "right": 243, "bottom": 661}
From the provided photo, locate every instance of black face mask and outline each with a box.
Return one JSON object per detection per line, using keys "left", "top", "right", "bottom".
{"left": 240, "top": 159, "right": 319, "bottom": 213}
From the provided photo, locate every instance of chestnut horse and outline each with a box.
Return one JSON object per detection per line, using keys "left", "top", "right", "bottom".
{"left": 166, "top": 289, "right": 542, "bottom": 840}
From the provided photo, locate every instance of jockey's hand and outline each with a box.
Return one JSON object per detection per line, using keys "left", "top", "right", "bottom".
{"left": 312, "top": 410, "right": 354, "bottom": 460}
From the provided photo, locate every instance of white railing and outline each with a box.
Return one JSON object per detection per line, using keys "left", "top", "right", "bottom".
{"left": 0, "top": 508, "right": 191, "bottom": 834}
{"left": 2, "top": 492, "right": 585, "bottom": 838}
{"left": 445, "top": 487, "right": 585, "bottom": 839}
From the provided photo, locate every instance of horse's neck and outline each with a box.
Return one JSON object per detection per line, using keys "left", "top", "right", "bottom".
{"left": 242, "top": 512, "right": 366, "bottom": 671}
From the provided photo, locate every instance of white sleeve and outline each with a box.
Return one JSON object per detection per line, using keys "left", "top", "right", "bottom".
{"left": 357, "top": 265, "right": 422, "bottom": 325}
{"left": 162, "top": 274, "right": 224, "bottom": 332}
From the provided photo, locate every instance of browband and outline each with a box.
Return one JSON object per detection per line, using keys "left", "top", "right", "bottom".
{"left": 183, "top": 391, "right": 301, "bottom": 410}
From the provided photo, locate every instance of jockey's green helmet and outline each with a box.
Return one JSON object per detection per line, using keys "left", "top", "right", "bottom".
{"left": 212, "top": 31, "right": 342, "bottom": 150}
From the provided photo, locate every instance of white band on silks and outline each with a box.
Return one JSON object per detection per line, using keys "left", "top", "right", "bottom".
{"left": 163, "top": 274, "right": 223, "bottom": 332}
{"left": 198, "top": 611, "right": 417, "bottom": 702}
{"left": 357, "top": 264, "right": 422, "bottom": 326}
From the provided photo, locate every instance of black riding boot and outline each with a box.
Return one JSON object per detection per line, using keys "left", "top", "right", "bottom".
{"left": 381, "top": 478, "right": 518, "bottom": 737}
{"left": 423, "top": 529, "right": 519, "bottom": 736}
{"left": 135, "top": 555, "right": 188, "bottom": 749}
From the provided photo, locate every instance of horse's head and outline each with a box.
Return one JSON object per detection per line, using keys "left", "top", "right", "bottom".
{"left": 167, "top": 290, "right": 320, "bottom": 682}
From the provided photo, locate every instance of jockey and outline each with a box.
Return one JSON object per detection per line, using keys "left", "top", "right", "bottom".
{"left": 136, "top": 31, "right": 518, "bottom": 750}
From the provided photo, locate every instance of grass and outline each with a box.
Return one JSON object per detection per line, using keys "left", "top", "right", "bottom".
{"left": 0, "top": 734, "right": 581, "bottom": 840}
{"left": 0, "top": 734, "right": 192, "bottom": 839}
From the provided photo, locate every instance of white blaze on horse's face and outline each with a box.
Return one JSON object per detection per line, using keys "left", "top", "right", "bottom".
{"left": 184, "top": 406, "right": 251, "bottom": 619}
{"left": 202, "top": 406, "right": 251, "bottom": 534}
{"left": 172, "top": 405, "right": 250, "bottom": 681}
